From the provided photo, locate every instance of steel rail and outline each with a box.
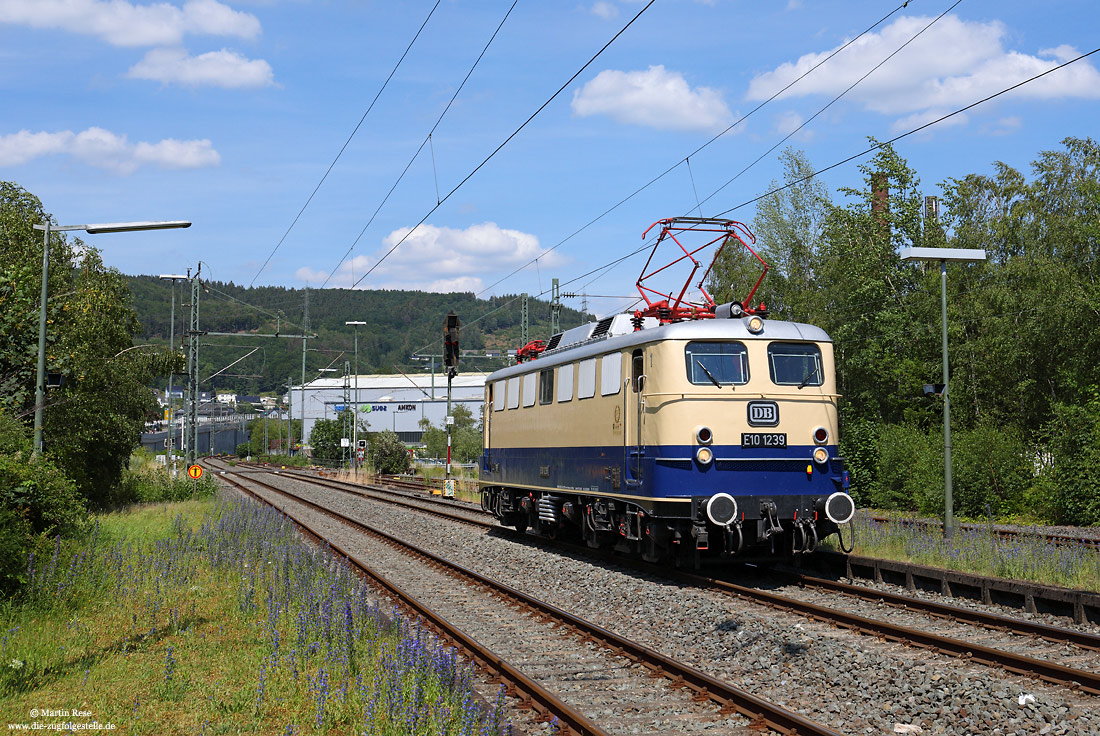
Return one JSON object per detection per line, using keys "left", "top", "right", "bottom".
{"left": 646, "top": 562, "right": 1100, "bottom": 696}
{"left": 266, "top": 468, "right": 493, "bottom": 523}
{"left": 768, "top": 568, "right": 1100, "bottom": 652}
{"left": 225, "top": 460, "right": 1100, "bottom": 658}
{"left": 212, "top": 468, "right": 608, "bottom": 736}
{"left": 866, "top": 514, "right": 1100, "bottom": 550}
{"left": 212, "top": 462, "right": 842, "bottom": 736}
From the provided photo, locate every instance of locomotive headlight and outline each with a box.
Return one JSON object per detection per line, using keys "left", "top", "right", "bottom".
{"left": 812, "top": 447, "right": 829, "bottom": 465}
{"left": 696, "top": 446, "right": 714, "bottom": 465}
{"left": 812, "top": 427, "right": 829, "bottom": 445}
{"left": 746, "top": 316, "right": 764, "bottom": 334}
{"left": 696, "top": 426, "right": 713, "bottom": 445}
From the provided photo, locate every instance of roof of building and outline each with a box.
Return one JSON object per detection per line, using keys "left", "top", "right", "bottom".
{"left": 295, "top": 372, "right": 491, "bottom": 391}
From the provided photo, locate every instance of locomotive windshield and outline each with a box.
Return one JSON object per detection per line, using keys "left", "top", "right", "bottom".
{"left": 768, "top": 343, "right": 823, "bottom": 386}
{"left": 685, "top": 342, "right": 749, "bottom": 386}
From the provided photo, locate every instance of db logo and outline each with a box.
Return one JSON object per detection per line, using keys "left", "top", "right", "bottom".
{"left": 747, "top": 401, "right": 779, "bottom": 427}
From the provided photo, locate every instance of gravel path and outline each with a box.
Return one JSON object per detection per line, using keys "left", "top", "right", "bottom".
{"left": 247, "top": 470, "right": 1100, "bottom": 736}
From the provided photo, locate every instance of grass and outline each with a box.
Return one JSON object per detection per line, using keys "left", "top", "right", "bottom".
{"left": 118, "top": 451, "right": 221, "bottom": 504}
{"left": 248, "top": 454, "right": 313, "bottom": 468}
{"left": 824, "top": 511, "right": 1100, "bottom": 593}
{"left": 321, "top": 467, "right": 482, "bottom": 506}
{"left": 412, "top": 467, "right": 481, "bottom": 505}
{"left": 0, "top": 496, "right": 509, "bottom": 734}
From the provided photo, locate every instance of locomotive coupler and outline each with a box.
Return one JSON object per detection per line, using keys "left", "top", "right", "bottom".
{"left": 724, "top": 522, "right": 744, "bottom": 556}
{"left": 691, "top": 524, "right": 709, "bottom": 550}
{"left": 760, "top": 501, "right": 783, "bottom": 540}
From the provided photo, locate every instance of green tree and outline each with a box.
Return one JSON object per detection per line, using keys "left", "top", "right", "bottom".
{"left": 309, "top": 418, "right": 345, "bottom": 461}
{"left": 0, "top": 182, "right": 180, "bottom": 505}
{"left": 710, "top": 147, "right": 832, "bottom": 321}
{"left": 369, "top": 430, "right": 410, "bottom": 474}
{"left": 246, "top": 415, "right": 301, "bottom": 456}
{"left": 419, "top": 416, "right": 446, "bottom": 459}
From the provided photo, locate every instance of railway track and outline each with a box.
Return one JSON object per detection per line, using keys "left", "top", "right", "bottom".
{"left": 207, "top": 459, "right": 1100, "bottom": 699}
{"left": 225, "top": 461, "right": 1100, "bottom": 659}
{"left": 866, "top": 513, "right": 1100, "bottom": 550}
{"left": 208, "top": 459, "right": 839, "bottom": 736}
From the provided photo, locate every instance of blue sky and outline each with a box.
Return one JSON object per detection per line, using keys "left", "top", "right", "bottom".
{"left": 2, "top": 0, "right": 1098, "bottom": 319}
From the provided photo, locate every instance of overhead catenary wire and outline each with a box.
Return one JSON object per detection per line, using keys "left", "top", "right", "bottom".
{"left": 250, "top": 0, "right": 443, "bottom": 287}
{"left": 349, "top": 0, "right": 658, "bottom": 290}
{"left": 319, "top": 0, "right": 520, "bottom": 289}
{"left": 693, "top": 0, "right": 964, "bottom": 215}
{"left": 415, "top": 44, "right": 1100, "bottom": 359}
{"left": 714, "top": 45, "right": 1100, "bottom": 218}
{"left": 539, "top": 38, "right": 1100, "bottom": 310}
{"left": 566, "top": 0, "right": 963, "bottom": 298}
{"left": 486, "top": 0, "right": 959, "bottom": 302}
{"left": 473, "top": 0, "right": 918, "bottom": 300}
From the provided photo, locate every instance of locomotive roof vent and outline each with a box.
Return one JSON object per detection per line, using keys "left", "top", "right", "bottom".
{"left": 546, "top": 322, "right": 595, "bottom": 352}
{"left": 591, "top": 316, "right": 615, "bottom": 339}
{"left": 545, "top": 314, "right": 660, "bottom": 356}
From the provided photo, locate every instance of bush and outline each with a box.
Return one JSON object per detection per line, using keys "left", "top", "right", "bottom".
{"left": 235, "top": 443, "right": 251, "bottom": 458}
{"left": 951, "top": 424, "right": 1032, "bottom": 518}
{"left": 873, "top": 423, "right": 940, "bottom": 512}
{"left": 1041, "top": 394, "right": 1100, "bottom": 525}
{"left": 871, "top": 421, "right": 1035, "bottom": 519}
{"left": 369, "top": 430, "right": 410, "bottom": 474}
{"left": 839, "top": 411, "right": 878, "bottom": 507}
{"left": 0, "top": 412, "right": 87, "bottom": 595}
{"left": 0, "top": 507, "right": 32, "bottom": 594}
{"left": 0, "top": 449, "right": 86, "bottom": 537}
{"left": 114, "top": 466, "right": 219, "bottom": 504}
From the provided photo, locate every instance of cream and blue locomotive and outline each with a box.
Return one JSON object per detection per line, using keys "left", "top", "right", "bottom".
{"left": 479, "top": 218, "right": 854, "bottom": 562}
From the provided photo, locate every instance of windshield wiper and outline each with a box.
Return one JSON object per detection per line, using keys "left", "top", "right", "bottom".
{"left": 696, "top": 360, "right": 723, "bottom": 389}
{"left": 797, "top": 365, "right": 821, "bottom": 389}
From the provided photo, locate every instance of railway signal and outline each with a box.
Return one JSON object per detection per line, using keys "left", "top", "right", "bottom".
{"left": 443, "top": 312, "right": 460, "bottom": 371}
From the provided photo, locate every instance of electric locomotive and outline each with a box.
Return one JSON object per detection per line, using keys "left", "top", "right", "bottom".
{"left": 479, "top": 218, "right": 853, "bottom": 563}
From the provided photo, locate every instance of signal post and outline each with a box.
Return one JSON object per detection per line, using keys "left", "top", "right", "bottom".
{"left": 443, "top": 312, "right": 460, "bottom": 493}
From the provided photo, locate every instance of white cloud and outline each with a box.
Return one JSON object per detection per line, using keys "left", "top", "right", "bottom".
{"left": 889, "top": 109, "right": 968, "bottom": 135}
{"left": 746, "top": 15, "right": 1100, "bottom": 128}
{"left": 572, "top": 65, "right": 733, "bottom": 132}
{"left": 773, "top": 110, "right": 814, "bottom": 140}
{"left": 981, "top": 115, "right": 1021, "bottom": 136}
{"left": 300, "top": 222, "right": 564, "bottom": 292}
{"left": 0, "top": 0, "right": 261, "bottom": 46}
{"left": 294, "top": 266, "right": 330, "bottom": 285}
{"left": 1039, "top": 45, "right": 1077, "bottom": 63}
{"left": 0, "top": 126, "right": 220, "bottom": 174}
{"left": 590, "top": 2, "right": 617, "bottom": 19}
{"left": 127, "top": 47, "right": 274, "bottom": 87}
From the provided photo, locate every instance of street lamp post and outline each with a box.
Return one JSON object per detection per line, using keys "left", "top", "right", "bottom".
{"left": 159, "top": 274, "right": 189, "bottom": 475}
{"left": 346, "top": 321, "right": 366, "bottom": 474}
{"left": 31, "top": 220, "right": 191, "bottom": 455}
{"left": 899, "top": 246, "right": 986, "bottom": 541}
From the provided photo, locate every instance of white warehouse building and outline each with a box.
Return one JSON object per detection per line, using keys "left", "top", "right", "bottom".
{"left": 288, "top": 372, "right": 490, "bottom": 447}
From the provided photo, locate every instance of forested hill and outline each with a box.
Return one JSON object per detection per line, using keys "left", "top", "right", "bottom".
{"left": 126, "top": 276, "right": 591, "bottom": 394}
